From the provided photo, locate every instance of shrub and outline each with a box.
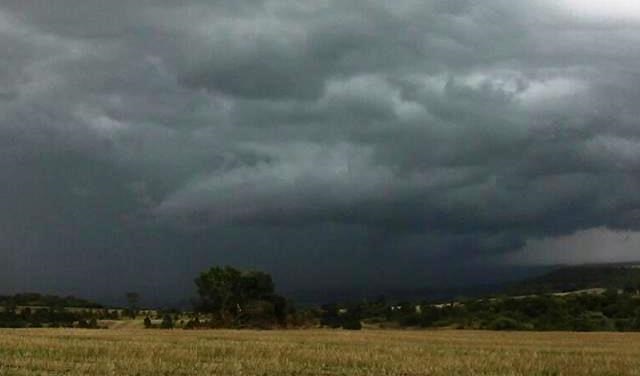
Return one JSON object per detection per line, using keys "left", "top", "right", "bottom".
{"left": 161, "top": 314, "right": 174, "bottom": 329}
{"left": 341, "top": 319, "right": 362, "bottom": 330}
{"left": 487, "top": 316, "right": 522, "bottom": 331}
{"left": 184, "top": 317, "right": 201, "bottom": 329}
{"left": 574, "top": 312, "right": 615, "bottom": 332}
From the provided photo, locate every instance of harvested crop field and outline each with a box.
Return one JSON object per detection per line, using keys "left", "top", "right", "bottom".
{"left": 0, "top": 329, "right": 639, "bottom": 375}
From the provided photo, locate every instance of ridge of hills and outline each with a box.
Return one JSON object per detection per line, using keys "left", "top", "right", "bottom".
{"left": 506, "top": 262, "right": 640, "bottom": 296}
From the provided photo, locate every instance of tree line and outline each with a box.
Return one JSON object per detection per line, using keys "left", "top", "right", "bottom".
{"left": 6, "top": 265, "right": 640, "bottom": 331}
{"left": 326, "top": 289, "right": 640, "bottom": 331}
{"left": 0, "top": 293, "right": 103, "bottom": 309}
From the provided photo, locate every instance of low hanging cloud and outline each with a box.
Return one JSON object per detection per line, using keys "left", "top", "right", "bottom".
{"left": 3, "top": 0, "right": 640, "bottom": 299}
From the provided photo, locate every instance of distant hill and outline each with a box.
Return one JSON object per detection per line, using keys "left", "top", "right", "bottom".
{"left": 288, "top": 285, "right": 508, "bottom": 306}
{"left": 0, "top": 293, "right": 103, "bottom": 309}
{"left": 287, "top": 266, "right": 554, "bottom": 306}
{"left": 507, "top": 263, "right": 640, "bottom": 296}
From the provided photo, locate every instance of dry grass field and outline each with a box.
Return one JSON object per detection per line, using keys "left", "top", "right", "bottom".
{"left": 0, "top": 329, "right": 639, "bottom": 375}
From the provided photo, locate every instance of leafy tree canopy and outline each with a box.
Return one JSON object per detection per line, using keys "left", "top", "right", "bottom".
{"left": 194, "top": 266, "right": 278, "bottom": 323}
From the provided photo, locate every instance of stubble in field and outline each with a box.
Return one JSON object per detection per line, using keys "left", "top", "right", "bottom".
{"left": 0, "top": 329, "right": 639, "bottom": 375}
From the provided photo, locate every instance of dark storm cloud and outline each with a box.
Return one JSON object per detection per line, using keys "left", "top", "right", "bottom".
{"left": 3, "top": 0, "right": 640, "bottom": 300}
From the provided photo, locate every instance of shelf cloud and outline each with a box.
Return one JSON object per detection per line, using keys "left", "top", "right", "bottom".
{"left": 2, "top": 0, "right": 640, "bottom": 301}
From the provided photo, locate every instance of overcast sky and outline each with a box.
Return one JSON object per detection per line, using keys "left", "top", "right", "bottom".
{"left": 3, "top": 0, "right": 640, "bottom": 304}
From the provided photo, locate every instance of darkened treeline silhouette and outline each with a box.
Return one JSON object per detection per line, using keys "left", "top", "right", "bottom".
{"left": 0, "top": 293, "right": 103, "bottom": 309}
{"left": 329, "top": 290, "right": 640, "bottom": 331}
{"left": 6, "top": 265, "right": 640, "bottom": 331}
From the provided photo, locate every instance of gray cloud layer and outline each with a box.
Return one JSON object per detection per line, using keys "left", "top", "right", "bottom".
{"left": 3, "top": 0, "right": 640, "bottom": 301}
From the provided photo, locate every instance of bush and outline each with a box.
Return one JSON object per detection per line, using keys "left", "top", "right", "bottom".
{"left": 184, "top": 318, "right": 202, "bottom": 330}
{"left": 161, "top": 314, "right": 174, "bottom": 329}
{"left": 574, "top": 312, "right": 615, "bottom": 332}
{"left": 487, "top": 316, "right": 522, "bottom": 331}
{"left": 341, "top": 319, "right": 362, "bottom": 330}
{"left": 398, "top": 314, "right": 421, "bottom": 327}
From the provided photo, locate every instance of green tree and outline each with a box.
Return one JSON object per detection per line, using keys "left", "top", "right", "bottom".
{"left": 194, "top": 266, "right": 243, "bottom": 321}
{"left": 125, "top": 292, "right": 140, "bottom": 319}
{"left": 194, "top": 266, "right": 283, "bottom": 325}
